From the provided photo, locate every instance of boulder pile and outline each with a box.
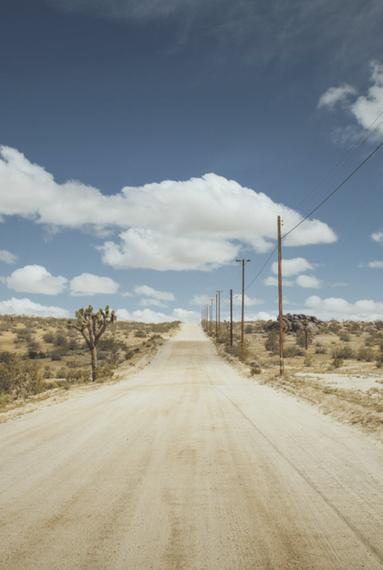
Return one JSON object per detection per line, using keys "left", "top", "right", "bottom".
{"left": 265, "top": 313, "right": 322, "bottom": 333}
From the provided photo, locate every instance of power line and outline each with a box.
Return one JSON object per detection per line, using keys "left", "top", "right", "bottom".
{"left": 245, "top": 134, "right": 383, "bottom": 290}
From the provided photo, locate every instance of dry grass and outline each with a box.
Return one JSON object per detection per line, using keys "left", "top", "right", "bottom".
{"left": 0, "top": 315, "right": 179, "bottom": 412}
{"left": 211, "top": 319, "right": 383, "bottom": 438}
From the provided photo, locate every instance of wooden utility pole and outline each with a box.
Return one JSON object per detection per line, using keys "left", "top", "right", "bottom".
{"left": 277, "top": 216, "right": 284, "bottom": 376}
{"left": 236, "top": 258, "right": 250, "bottom": 353}
{"left": 229, "top": 288, "right": 233, "bottom": 347}
{"left": 215, "top": 292, "right": 218, "bottom": 338}
{"left": 216, "top": 290, "right": 222, "bottom": 340}
{"left": 210, "top": 298, "right": 214, "bottom": 335}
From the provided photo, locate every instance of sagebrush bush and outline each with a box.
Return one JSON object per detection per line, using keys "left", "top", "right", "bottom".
{"left": 332, "top": 345, "right": 355, "bottom": 360}
{"left": 0, "top": 355, "right": 44, "bottom": 397}
{"left": 284, "top": 345, "right": 304, "bottom": 357}
{"left": 265, "top": 331, "right": 279, "bottom": 354}
{"left": 356, "top": 346, "right": 375, "bottom": 362}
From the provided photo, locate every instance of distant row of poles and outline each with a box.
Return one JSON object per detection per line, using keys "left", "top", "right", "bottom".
{"left": 200, "top": 216, "right": 285, "bottom": 376}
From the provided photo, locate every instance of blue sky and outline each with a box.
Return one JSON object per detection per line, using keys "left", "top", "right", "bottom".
{"left": 1, "top": 0, "right": 383, "bottom": 322}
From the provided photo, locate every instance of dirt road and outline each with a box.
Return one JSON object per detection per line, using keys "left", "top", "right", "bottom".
{"left": 1, "top": 325, "right": 383, "bottom": 569}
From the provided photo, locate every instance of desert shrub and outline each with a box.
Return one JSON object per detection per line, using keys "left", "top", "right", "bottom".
{"left": 250, "top": 362, "right": 262, "bottom": 375}
{"left": 284, "top": 345, "right": 304, "bottom": 357}
{"left": 53, "top": 334, "right": 67, "bottom": 348}
{"left": 304, "top": 353, "right": 313, "bottom": 367}
{"left": 365, "top": 332, "right": 383, "bottom": 347}
{"left": 65, "top": 369, "right": 90, "bottom": 384}
{"left": 245, "top": 325, "right": 254, "bottom": 334}
{"left": 314, "top": 343, "right": 326, "bottom": 354}
{"left": 134, "top": 329, "right": 146, "bottom": 338}
{"left": 43, "top": 331, "right": 55, "bottom": 344}
{"left": 338, "top": 332, "right": 350, "bottom": 342}
{"left": 56, "top": 366, "right": 69, "bottom": 379}
{"left": 356, "top": 346, "right": 375, "bottom": 362}
{"left": 66, "top": 338, "right": 79, "bottom": 351}
{"left": 50, "top": 349, "right": 65, "bottom": 361}
{"left": 43, "top": 365, "right": 52, "bottom": 379}
{"left": 332, "top": 345, "right": 355, "bottom": 360}
{"left": 327, "top": 321, "right": 341, "bottom": 334}
{"left": 28, "top": 349, "right": 46, "bottom": 360}
{"left": 296, "top": 325, "right": 314, "bottom": 349}
{"left": 96, "top": 362, "right": 117, "bottom": 382}
{"left": 0, "top": 356, "right": 44, "bottom": 397}
{"left": 265, "top": 331, "right": 279, "bottom": 354}
{"left": 331, "top": 356, "right": 344, "bottom": 369}
{"left": 0, "top": 351, "right": 14, "bottom": 364}
{"left": 125, "top": 349, "right": 136, "bottom": 360}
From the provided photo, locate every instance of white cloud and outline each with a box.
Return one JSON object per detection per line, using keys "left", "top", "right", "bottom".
{"left": 271, "top": 257, "right": 314, "bottom": 277}
{"left": 264, "top": 276, "right": 293, "bottom": 287}
{"left": 133, "top": 284, "right": 175, "bottom": 302}
{"left": 0, "top": 297, "right": 69, "bottom": 318}
{"left": 69, "top": 273, "right": 119, "bottom": 296}
{"left": 305, "top": 295, "right": 383, "bottom": 321}
{"left": 116, "top": 306, "right": 198, "bottom": 323}
{"left": 0, "top": 147, "right": 336, "bottom": 271}
{"left": 232, "top": 293, "right": 262, "bottom": 306}
{"left": 368, "top": 260, "right": 383, "bottom": 268}
{"left": 6, "top": 265, "right": 67, "bottom": 295}
{"left": 296, "top": 274, "right": 321, "bottom": 288}
{"left": 248, "top": 311, "right": 275, "bottom": 321}
{"left": 371, "top": 231, "right": 383, "bottom": 243}
{"left": 318, "top": 84, "right": 357, "bottom": 109}
{"left": 190, "top": 294, "right": 211, "bottom": 306}
{"left": 0, "top": 249, "right": 17, "bottom": 264}
{"left": 320, "top": 61, "right": 383, "bottom": 139}
{"left": 139, "top": 298, "right": 167, "bottom": 308}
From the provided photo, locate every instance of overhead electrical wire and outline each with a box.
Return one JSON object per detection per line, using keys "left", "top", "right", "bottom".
{"left": 245, "top": 124, "right": 383, "bottom": 291}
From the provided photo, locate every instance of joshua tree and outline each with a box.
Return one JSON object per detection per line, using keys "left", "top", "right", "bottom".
{"left": 73, "top": 305, "right": 116, "bottom": 382}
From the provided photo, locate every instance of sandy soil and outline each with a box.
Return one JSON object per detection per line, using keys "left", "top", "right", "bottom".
{"left": 1, "top": 325, "right": 383, "bottom": 569}
{"left": 295, "top": 372, "right": 383, "bottom": 391}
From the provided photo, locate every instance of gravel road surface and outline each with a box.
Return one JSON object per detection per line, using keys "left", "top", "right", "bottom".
{"left": 1, "top": 325, "right": 383, "bottom": 569}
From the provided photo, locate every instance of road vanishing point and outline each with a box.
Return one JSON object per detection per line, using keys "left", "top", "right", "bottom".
{"left": 1, "top": 325, "right": 383, "bottom": 569}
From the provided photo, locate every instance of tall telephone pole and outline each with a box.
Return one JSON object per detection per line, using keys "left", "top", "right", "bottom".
{"left": 277, "top": 216, "right": 284, "bottom": 376}
{"left": 209, "top": 298, "right": 214, "bottom": 335}
{"left": 215, "top": 292, "right": 218, "bottom": 338}
{"left": 229, "top": 288, "right": 233, "bottom": 347}
{"left": 236, "top": 258, "right": 250, "bottom": 353}
{"left": 216, "top": 290, "right": 222, "bottom": 339}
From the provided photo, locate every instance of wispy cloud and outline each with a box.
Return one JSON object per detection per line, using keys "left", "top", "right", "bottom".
{"left": 368, "top": 261, "right": 383, "bottom": 269}
{"left": 46, "top": 0, "right": 383, "bottom": 66}
{"left": 0, "top": 249, "right": 17, "bottom": 264}
{"left": 319, "top": 61, "right": 383, "bottom": 142}
{"left": 296, "top": 274, "right": 321, "bottom": 289}
{"left": 318, "top": 84, "right": 357, "bottom": 109}
{"left": 371, "top": 231, "right": 383, "bottom": 243}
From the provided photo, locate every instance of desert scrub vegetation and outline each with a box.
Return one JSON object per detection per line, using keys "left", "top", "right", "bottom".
{"left": 0, "top": 314, "right": 179, "bottom": 409}
{"left": 0, "top": 352, "right": 44, "bottom": 401}
{"left": 209, "top": 315, "right": 383, "bottom": 437}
